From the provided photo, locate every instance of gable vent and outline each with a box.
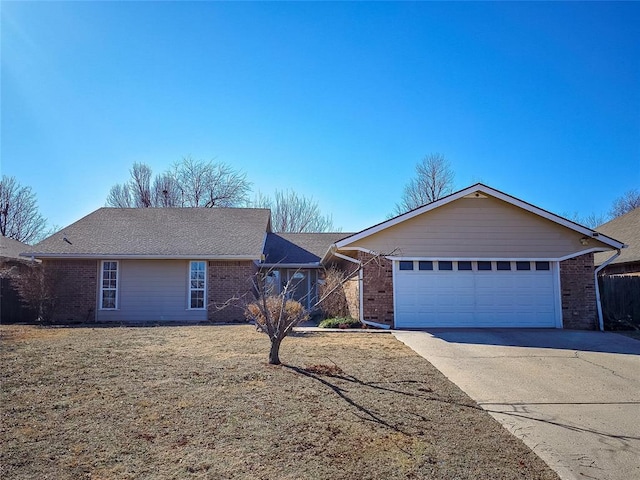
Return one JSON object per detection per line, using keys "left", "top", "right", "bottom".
{"left": 463, "top": 192, "right": 488, "bottom": 199}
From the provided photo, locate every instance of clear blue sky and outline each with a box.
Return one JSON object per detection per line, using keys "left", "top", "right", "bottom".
{"left": 2, "top": 1, "right": 639, "bottom": 234}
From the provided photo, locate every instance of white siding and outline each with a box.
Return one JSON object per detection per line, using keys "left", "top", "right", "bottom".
{"left": 349, "top": 196, "right": 604, "bottom": 258}
{"left": 97, "top": 260, "right": 207, "bottom": 323}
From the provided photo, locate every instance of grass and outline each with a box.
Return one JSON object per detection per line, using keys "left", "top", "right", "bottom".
{"left": 1, "top": 324, "right": 559, "bottom": 480}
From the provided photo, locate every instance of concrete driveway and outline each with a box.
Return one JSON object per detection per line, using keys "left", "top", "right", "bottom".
{"left": 393, "top": 329, "right": 640, "bottom": 480}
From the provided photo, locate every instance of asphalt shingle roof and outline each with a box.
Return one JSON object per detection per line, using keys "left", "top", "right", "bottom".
{"left": 594, "top": 208, "right": 640, "bottom": 266}
{"left": 264, "top": 232, "right": 351, "bottom": 264}
{"left": 27, "top": 208, "right": 271, "bottom": 258}
{"left": 0, "top": 237, "right": 31, "bottom": 260}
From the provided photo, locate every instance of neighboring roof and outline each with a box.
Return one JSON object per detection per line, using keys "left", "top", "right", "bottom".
{"left": 25, "top": 208, "right": 271, "bottom": 259}
{"left": 334, "top": 183, "right": 626, "bottom": 251}
{"left": 0, "top": 237, "right": 31, "bottom": 260}
{"left": 263, "top": 232, "right": 351, "bottom": 265}
{"left": 594, "top": 208, "right": 639, "bottom": 266}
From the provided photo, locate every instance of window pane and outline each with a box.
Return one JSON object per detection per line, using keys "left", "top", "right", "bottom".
{"left": 497, "top": 261, "right": 511, "bottom": 271}
{"left": 516, "top": 261, "right": 531, "bottom": 271}
{"left": 477, "top": 261, "right": 492, "bottom": 271}
{"left": 418, "top": 261, "right": 433, "bottom": 271}
{"left": 438, "top": 261, "right": 453, "bottom": 271}
{"left": 399, "top": 261, "right": 414, "bottom": 271}
{"left": 458, "top": 261, "right": 472, "bottom": 271}
{"left": 191, "top": 291, "right": 204, "bottom": 309}
{"left": 102, "top": 290, "right": 116, "bottom": 309}
{"left": 536, "top": 261, "right": 550, "bottom": 271}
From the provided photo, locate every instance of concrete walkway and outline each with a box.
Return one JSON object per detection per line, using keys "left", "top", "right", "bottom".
{"left": 393, "top": 329, "right": 640, "bottom": 480}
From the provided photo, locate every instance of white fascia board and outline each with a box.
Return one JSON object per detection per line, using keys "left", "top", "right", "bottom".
{"left": 21, "top": 253, "right": 262, "bottom": 261}
{"left": 386, "top": 248, "right": 613, "bottom": 262}
{"left": 335, "top": 183, "right": 626, "bottom": 250}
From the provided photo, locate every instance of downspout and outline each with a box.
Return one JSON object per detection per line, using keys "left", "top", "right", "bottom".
{"left": 594, "top": 249, "right": 621, "bottom": 332}
{"left": 331, "top": 250, "right": 390, "bottom": 330}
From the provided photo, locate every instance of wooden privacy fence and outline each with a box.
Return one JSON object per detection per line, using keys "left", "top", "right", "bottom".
{"left": 598, "top": 275, "right": 640, "bottom": 330}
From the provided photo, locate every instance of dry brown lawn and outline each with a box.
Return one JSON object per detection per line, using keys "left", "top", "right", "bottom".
{"left": 1, "top": 324, "right": 559, "bottom": 480}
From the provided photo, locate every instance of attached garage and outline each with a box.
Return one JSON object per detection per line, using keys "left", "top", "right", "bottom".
{"left": 329, "top": 184, "right": 625, "bottom": 330}
{"left": 393, "top": 260, "right": 560, "bottom": 328}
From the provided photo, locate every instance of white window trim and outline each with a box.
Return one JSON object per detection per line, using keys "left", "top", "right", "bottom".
{"left": 100, "top": 260, "right": 119, "bottom": 310}
{"left": 188, "top": 261, "right": 207, "bottom": 310}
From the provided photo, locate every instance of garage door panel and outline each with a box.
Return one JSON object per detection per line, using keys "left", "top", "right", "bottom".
{"left": 395, "top": 261, "right": 557, "bottom": 328}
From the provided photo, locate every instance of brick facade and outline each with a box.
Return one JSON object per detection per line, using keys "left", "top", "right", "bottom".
{"left": 44, "top": 259, "right": 98, "bottom": 323}
{"left": 207, "top": 260, "right": 258, "bottom": 323}
{"left": 359, "top": 252, "right": 394, "bottom": 327}
{"left": 559, "top": 253, "right": 598, "bottom": 330}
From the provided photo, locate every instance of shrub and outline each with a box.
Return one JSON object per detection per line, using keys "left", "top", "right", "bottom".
{"left": 318, "top": 317, "right": 361, "bottom": 329}
{"left": 318, "top": 266, "right": 350, "bottom": 318}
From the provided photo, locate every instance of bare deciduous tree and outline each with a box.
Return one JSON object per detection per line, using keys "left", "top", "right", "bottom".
{"left": 0, "top": 175, "right": 48, "bottom": 244}
{"left": 106, "top": 158, "right": 251, "bottom": 208}
{"left": 610, "top": 189, "right": 640, "bottom": 218}
{"left": 394, "top": 153, "right": 455, "bottom": 215}
{"left": 246, "top": 289, "right": 309, "bottom": 365}
{"left": 106, "top": 183, "right": 133, "bottom": 208}
{"left": 564, "top": 211, "right": 608, "bottom": 229}
{"left": 253, "top": 190, "right": 336, "bottom": 233}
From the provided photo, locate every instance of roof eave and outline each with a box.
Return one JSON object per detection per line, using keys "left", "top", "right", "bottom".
{"left": 20, "top": 253, "right": 263, "bottom": 261}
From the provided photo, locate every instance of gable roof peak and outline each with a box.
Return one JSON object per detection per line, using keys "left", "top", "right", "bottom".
{"left": 335, "top": 182, "right": 625, "bottom": 250}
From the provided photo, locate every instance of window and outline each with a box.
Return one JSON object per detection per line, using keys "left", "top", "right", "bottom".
{"left": 536, "top": 261, "right": 550, "bottom": 271}
{"left": 438, "top": 261, "right": 453, "bottom": 271}
{"left": 101, "top": 261, "right": 118, "bottom": 309}
{"left": 496, "top": 261, "right": 511, "bottom": 271}
{"left": 189, "top": 261, "right": 206, "bottom": 309}
{"left": 458, "top": 261, "right": 472, "bottom": 271}
{"left": 418, "top": 261, "right": 433, "bottom": 271}
{"left": 516, "top": 261, "right": 531, "bottom": 271}
{"left": 399, "top": 261, "right": 414, "bottom": 271}
{"left": 477, "top": 261, "right": 492, "bottom": 271}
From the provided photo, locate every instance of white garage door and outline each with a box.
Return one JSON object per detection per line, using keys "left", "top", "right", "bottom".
{"left": 394, "top": 260, "right": 558, "bottom": 328}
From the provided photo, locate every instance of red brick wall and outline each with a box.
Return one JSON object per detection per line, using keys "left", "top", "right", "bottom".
{"left": 359, "top": 252, "right": 394, "bottom": 327}
{"left": 43, "top": 259, "right": 98, "bottom": 323}
{"left": 559, "top": 253, "right": 598, "bottom": 330}
{"left": 207, "top": 260, "right": 257, "bottom": 323}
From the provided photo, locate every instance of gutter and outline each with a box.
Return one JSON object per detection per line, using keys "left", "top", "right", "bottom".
{"left": 19, "top": 253, "right": 262, "bottom": 261}
{"left": 594, "top": 248, "right": 623, "bottom": 332}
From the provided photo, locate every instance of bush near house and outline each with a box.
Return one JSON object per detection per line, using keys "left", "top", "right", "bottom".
{"left": 318, "top": 317, "right": 362, "bottom": 329}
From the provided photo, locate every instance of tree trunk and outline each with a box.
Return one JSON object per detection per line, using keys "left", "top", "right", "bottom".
{"left": 268, "top": 337, "right": 282, "bottom": 365}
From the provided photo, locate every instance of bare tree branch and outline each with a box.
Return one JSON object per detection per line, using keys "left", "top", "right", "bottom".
{"left": 254, "top": 189, "right": 336, "bottom": 233}
{"left": 106, "top": 183, "right": 133, "bottom": 208}
{"left": 106, "top": 158, "right": 250, "bottom": 209}
{"left": 394, "top": 153, "right": 455, "bottom": 215}
{"left": 610, "top": 189, "right": 640, "bottom": 219}
{"left": 130, "top": 163, "right": 153, "bottom": 208}
{"left": 0, "top": 175, "right": 48, "bottom": 243}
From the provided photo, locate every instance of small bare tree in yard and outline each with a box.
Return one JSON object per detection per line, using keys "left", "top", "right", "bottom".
{"left": 246, "top": 293, "right": 309, "bottom": 365}
{"left": 394, "top": 153, "right": 455, "bottom": 215}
